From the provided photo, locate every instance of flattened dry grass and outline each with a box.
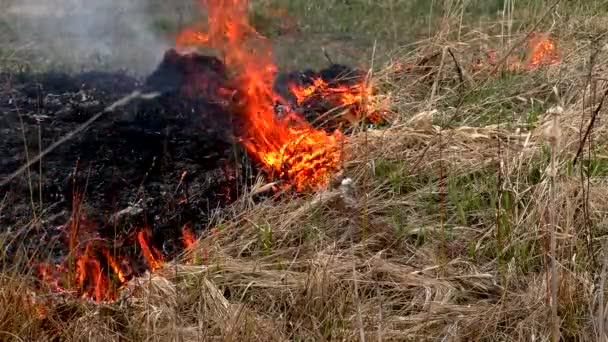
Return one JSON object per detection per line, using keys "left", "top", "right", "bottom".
{"left": 3, "top": 113, "right": 606, "bottom": 340}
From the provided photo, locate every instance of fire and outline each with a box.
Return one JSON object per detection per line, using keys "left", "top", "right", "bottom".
{"left": 181, "top": 223, "right": 209, "bottom": 263}
{"left": 137, "top": 228, "right": 163, "bottom": 270}
{"left": 182, "top": 223, "right": 197, "bottom": 250}
{"left": 509, "top": 32, "right": 560, "bottom": 71}
{"left": 35, "top": 209, "right": 164, "bottom": 302}
{"left": 101, "top": 247, "right": 127, "bottom": 284}
{"left": 526, "top": 32, "right": 560, "bottom": 69}
{"left": 471, "top": 33, "right": 560, "bottom": 72}
{"left": 33, "top": 0, "right": 376, "bottom": 304}
{"left": 176, "top": 0, "right": 344, "bottom": 191}
{"left": 75, "top": 243, "right": 110, "bottom": 302}
{"left": 176, "top": 29, "right": 209, "bottom": 47}
{"left": 289, "top": 76, "right": 384, "bottom": 125}
{"left": 289, "top": 77, "right": 371, "bottom": 107}
{"left": 290, "top": 79, "right": 321, "bottom": 104}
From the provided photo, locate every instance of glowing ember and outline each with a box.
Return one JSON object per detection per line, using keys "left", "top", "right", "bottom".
{"left": 177, "top": 0, "right": 343, "bottom": 191}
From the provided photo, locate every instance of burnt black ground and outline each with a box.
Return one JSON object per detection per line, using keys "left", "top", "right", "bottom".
{"left": 0, "top": 49, "right": 367, "bottom": 280}
{"left": 0, "top": 60, "right": 251, "bottom": 268}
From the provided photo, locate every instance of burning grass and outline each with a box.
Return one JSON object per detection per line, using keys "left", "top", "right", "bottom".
{"left": 4, "top": 0, "right": 608, "bottom": 341}
{"left": 176, "top": 0, "right": 348, "bottom": 192}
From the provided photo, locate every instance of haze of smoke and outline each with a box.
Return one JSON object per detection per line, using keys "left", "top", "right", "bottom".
{"left": 2, "top": 0, "right": 174, "bottom": 74}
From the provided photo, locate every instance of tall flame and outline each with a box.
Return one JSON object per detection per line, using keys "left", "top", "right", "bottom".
{"left": 177, "top": 0, "right": 342, "bottom": 191}
{"left": 75, "top": 243, "right": 111, "bottom": 302}
{"left": 101, "top": 247, "right": 127, "bottom": 284}
{"left": 137, "top": 228, "right": 163, "bottom": 270}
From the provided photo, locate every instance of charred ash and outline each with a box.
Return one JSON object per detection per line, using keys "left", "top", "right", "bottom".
{"left": 0, "top": 48, "right": 371, "bottom": 301}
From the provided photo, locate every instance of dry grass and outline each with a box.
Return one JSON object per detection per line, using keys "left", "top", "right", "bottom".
{"left": 5, "top": 1, "right": 608, "bottom": 341}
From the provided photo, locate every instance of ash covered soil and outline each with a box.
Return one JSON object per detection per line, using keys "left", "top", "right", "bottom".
{"left": 0, "top": 49, "right": 368, "bottom": 268}
{"left": 0, "top": 54, "right": 249, "bottom": 264}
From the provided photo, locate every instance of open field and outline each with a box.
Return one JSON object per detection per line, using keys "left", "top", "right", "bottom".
{"left": 3, "top": 0, "right": 608, "bottom": 341}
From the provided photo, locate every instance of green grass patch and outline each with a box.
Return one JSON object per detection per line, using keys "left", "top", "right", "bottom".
{"left": 449, "top": 71, "right": 554, "bottom": 127}
{"left": 447, "top": 170, "right": 498, "bottom": 226}
{"left": 373, "top": 159, "right": 434, "bottom": 195}
{"left": 583, "top": 156, "right": 608, "bottom": 178}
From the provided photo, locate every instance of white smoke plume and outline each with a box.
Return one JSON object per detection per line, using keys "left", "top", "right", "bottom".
{"left": 2, "top": 0, "right": 178, "bottom": 75}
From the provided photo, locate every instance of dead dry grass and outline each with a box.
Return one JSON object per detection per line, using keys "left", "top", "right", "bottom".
{"left": 3, "top": 112, "right": 606, "bottom": 340}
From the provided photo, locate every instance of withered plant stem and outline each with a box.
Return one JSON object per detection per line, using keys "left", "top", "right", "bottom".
{"left": 17, "top": 110, "right": 37, "bottom": 224}
{"left": 431, "top": 46, "right": 448, "bottom": 271}
{"left": 447, "top": 47, "right": 465, "bottom": 87}
{"left": 599, "top": 241, "right": 608, "bottom": 340}
{"left": 360, "top": 39, "right": 377, "bottom": 254}
{"left": 572, "top": 87, "right": 608, "bottom": 167}
{"left": 546, "top": 108, "right": 562, "bottom": 342}
{"left": 549, "top": 151, "right": 559, "bottom": 342}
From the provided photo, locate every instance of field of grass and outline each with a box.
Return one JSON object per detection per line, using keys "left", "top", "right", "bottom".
{"left": 4, "top": 0, "right": 608, "bottom": 341}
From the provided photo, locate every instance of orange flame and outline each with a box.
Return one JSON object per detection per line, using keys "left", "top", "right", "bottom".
{"left": 36, "top": 206, "right": 166, "bottom": 302}
{"left": 37, "top": 224, "right": 161, "bottom": 302}
{"left": 176, "top": 0, "right": 343, "bottom": 191}
{"left": 526, "top": 32, "right": 560, "bottom": 69}
{"left": 101, "top": 247, "right": 127, "bottom": 284}
{"left": 137, "top": 228, "right": 163, "bottom": 270}
{"left": 75, "top": 243, "right": 112, "bottom": 302}
{"left": 35, "top": 192, "right": 171, "bottom": 302}
{"left": 289, "top": 77, "right": 371, "bottom": 107}
{"left": 176, "top": 29, "right": 210, "bottom": 47}
{"left": 473, "top": 33, "right": 560, "bottom": 72}
{"left": 182, "top": 223, "right": 208, "bottom": 263}
{"left": 289, "top": 77, "right": 383, "bottom": 124}
{"left": 182, "top": 223, "right": 197, "bottom": 250}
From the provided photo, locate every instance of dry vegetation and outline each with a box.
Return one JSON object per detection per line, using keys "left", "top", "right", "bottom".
{"left": 4, "top": 0, "right": 608, "bottom": 341}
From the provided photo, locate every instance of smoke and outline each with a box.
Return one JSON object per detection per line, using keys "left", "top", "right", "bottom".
{"left": 3, "top": 0, "right": 174, "bottom": 74}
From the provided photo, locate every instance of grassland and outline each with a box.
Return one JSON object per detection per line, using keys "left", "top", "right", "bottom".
{"left": 3, "top": 0, "right": 608, "bottom": 341}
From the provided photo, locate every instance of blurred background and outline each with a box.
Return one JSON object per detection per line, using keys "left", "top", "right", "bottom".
{"left": 0, "top": 0, "right": 533, "bottom": 75}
